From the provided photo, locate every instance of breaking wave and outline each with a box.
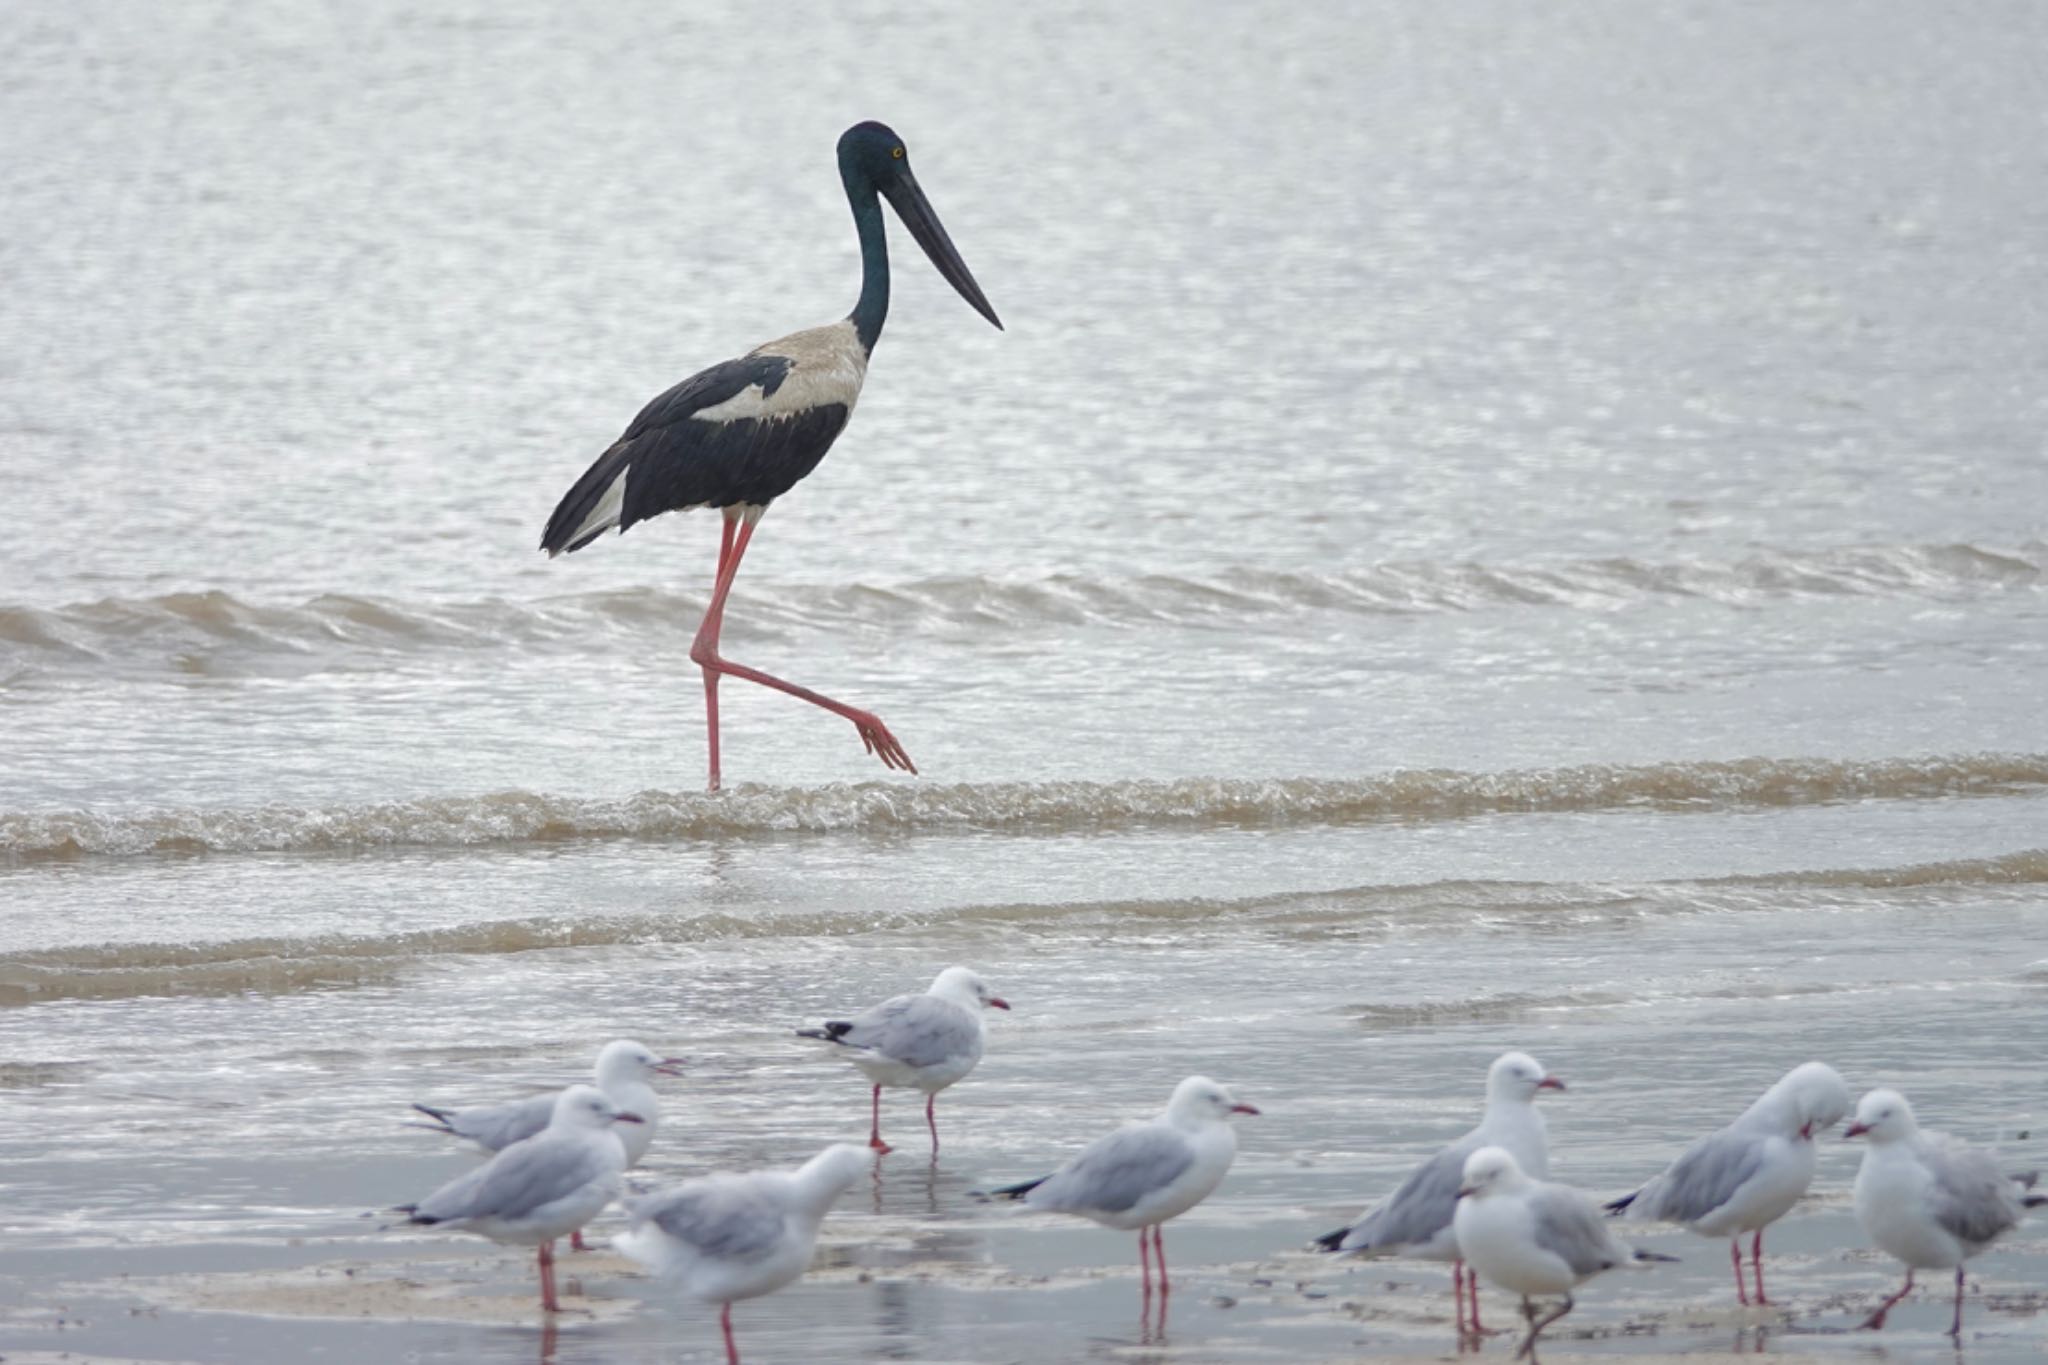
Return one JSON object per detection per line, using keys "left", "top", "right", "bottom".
{"left": 4, "top": 752, "right": 2045, "bottom": 863}
{"left": 0, "top": 540, "right": 2038, "bottom": 677}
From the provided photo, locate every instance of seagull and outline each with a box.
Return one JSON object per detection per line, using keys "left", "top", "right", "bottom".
{"left": 1605, "top": 1060, "right": 1850, "bottom": 1305}
{"left": 797, "top": 966, "right": 1008, "bottom": 1154}
{"left": 986, "top": 1075, "right": 1259, "bottom": 1298}
{"left": 1314, "top": 1051, "right": 1564, "bottom": 1335}
{"left": 617, "top": 1143, "right": 869, "bottom": 1365}
{"left": 1847, "top": 1087, "right": 2044, "bottom": 1336}
{"left": 1453, "top": 1147, "right": 1676, "bottom": 1363}
{"left": 394, "top": 1084, "right": 641, "bottom": 1313}
{"left": 409, "top": 1039, "right": 685, "bottom": 1166}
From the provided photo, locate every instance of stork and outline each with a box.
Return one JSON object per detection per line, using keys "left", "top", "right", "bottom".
{"left": 540, "top": 121, "right": 1001, "bottom": 790}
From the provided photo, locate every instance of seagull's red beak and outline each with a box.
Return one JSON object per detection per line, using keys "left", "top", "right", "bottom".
{"left": 1456, "top": 1185, "right": 1478, "bottom": 1199}
{"left": 1538, "top": 1076, "right": 1567, "bottom": 1092}
{"left": 654, "top": 1058, "right": 688, "bottom": 1077}
{"left": 1844, "top": 1120, "right": 1870, "bottom": 1138}
{"left": 988, "top": 997, "right": 1011, "bottom": 1010}
{"left": 614, "top": 1112, "right": 647, "bottom": 1125}
{"left": 1231, "top": 1103, "right": 1261, "bottom": 1116}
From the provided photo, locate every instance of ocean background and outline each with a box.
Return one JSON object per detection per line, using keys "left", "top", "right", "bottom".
{"left": 3, "top": 2, "right": 2045, "bottom": 1361}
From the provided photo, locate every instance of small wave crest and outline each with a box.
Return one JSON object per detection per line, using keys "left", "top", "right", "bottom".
{"left": 4, "top": 753, "right": 2045, "bottom": 864}
{"left": 2, "top": 541, "right": 2037, "bottom": 677}
{"left": 5, "top": 848, "right": 2040, "bottom": 1007}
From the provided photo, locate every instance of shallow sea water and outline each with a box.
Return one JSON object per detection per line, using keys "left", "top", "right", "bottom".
{"left": 3, "top": 1, "right": 2046, "bottom": 1362}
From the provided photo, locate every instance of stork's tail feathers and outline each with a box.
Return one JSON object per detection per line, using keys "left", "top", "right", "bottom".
{"left": 796, "top": 1021, "right": 857, "bottom": 1045}
{"left": 540, "top": 443, "right": 632, "bottom": 557}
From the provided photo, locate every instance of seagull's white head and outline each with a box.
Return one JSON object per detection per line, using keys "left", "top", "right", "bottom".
{"left": 1457, "top": 1145, "right": 1531, "bottom": 1200}
{"left": 800, "top": 1143, "right": 873, "bottom": 1205}
{"left": 551, "top": 1083, "right": 644, "bottom": 1131}
{"left": 1844, "top": 1088, "right": 1918, "bottom": 1144}
{"left": 1488, "top": 1051, "right": 1565, "bottom": 1103}
{"left": 596, "top": 1039, "right": 688, "bottom": 1085}
{"left": 930, "top": 966, "right": 1011, "bottom": 1012}
{"left": 1166, "top": 1075, "right": 1261, "bottom": 1125}
{"left": 1781, "top": 1061, "right": 1852, "bottom": 1138}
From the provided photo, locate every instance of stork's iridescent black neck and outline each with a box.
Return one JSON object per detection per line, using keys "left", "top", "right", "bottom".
{"left": 837, "top": 119, "right": 1002, "bottom": 355}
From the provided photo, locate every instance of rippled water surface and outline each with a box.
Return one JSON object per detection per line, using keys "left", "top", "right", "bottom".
{"left": 3, "top": 1, "right": 2046, "bottom": 1362}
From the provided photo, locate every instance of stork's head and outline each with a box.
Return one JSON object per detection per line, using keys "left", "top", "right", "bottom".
{"left": 838, "top": 121, "right": 1002, "bottom": 331}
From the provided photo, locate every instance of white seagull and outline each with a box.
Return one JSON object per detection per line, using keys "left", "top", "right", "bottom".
{"left": 1847, "top": 1087, "right": 2044, "bottom": 1337}
{"left": 1453, "top": 1147, "right": 1675, "bottom": 1362}
{"left": 617, "top": 1143, "right": 869, "bottom": 1365}
{"left": 1606, "top": 1060, "right": 1850, "bottom": 1305}
{"left": 1315, "top": 1051, "right": 1564, "bottom": 1335}
{"left": 409, "top": 1038, "right": 685, "bottom": 1167}
{"left": 797, "top": 966, "right": 1009, "bottom": 1154}
{"left": 988, "top": 1075, "right": 1258, "bottom": 1298}
{"left": 395, "top": 1084, "right": 641, "bottom": 1313}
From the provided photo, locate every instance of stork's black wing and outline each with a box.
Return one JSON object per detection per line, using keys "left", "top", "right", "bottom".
{"left": 540, "top": 352, "right": 849, "bottom": 555}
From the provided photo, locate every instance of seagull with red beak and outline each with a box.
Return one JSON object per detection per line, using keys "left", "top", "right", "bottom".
{"left": 797, "top": 965, "right": 1009, "bottom": 1154}
{"left": 1605, "top": 1060, "right": 1849, "bottom": 1305}
{"left": 986, "top": 1075, "right": 1259, "bottom": 1300}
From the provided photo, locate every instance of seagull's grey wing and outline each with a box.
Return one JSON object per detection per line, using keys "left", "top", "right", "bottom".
{"left": 1923, "top": 1136, "right": 2024, "bottom": 1247}
{"left": 1027, "top": 1124, "right": 1195, "bottom": 1216}
{"left": 413, "top": 1135, "right": 611, "bottom": 1225}
{"left": 448, "top": 1094, "right": 555, "bottom": 1150}
{"left": 840, "top": 995, "right": 977, "bottom": 1068}
{"left": 1629, "top": 1125, "right": 1766, "bottom": 1223}
{"left": 628, "top": 1175, "right": 787, "bottom": 1262}
{"left": 1340, "top": 1137, "right": 1473, "bottom": 1252}
{"left": 1528, "top": 1184, "right": 1630, "bottom": 1277}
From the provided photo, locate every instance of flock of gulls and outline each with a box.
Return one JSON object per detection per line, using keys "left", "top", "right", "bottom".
{"left": 388, "top": 967, "right": 2043, "bottom": 1363}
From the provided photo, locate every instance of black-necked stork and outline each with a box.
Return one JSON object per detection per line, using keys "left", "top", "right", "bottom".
{"left": 540, "top": 121, "right": 1001, "bottom": 791}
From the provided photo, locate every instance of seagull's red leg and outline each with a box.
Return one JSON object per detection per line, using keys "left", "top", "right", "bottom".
{"left": 689, "top": 517, "right": 918, "bottom": 777}
{"left": 1154, "top": 1226, "right": 1170, "bottom": 1297}
{"left": 721, "top": 1301, "right": 739, "bottom": 1365}
{"left": 1750, "top": 1229, "right": 1769, "bottom": 1305}
{"left": 1453, "top": 1258, "right": 1468, "bottom": 1334}
{"left": 570, "top": 1227, "right": 588, "bottom": 1252}
{"left": 1731, "top": 1237, "right": 1750, "bottom": 1305}
{"left": 868, "top": 1083, "right": 892, "bottom": 1154}
{"left": 537, "top": 1239, "right": 559, "bottom": 1313}
{"left": 925, "top": 1094, "right": 940, "bottom": 1151}
{"left": 1949, "top": 1266, "right": 1965, "bottom": 1337}
{"left": 1138, "top": 1228, "right": 1152, "bottom": 1297}
{"left": 1467, "top": 1263, "right": 1484, "bottom": 1333}
{"left": 700, "top": 511, "right": 741, "bottom": 792}
{"left": 1861, "top": 1269, "right": 1914, "bottom": 1330}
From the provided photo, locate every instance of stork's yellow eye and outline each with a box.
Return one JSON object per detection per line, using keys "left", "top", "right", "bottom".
{"left": 891, "top": 146, "right": 905, "bottom": 159}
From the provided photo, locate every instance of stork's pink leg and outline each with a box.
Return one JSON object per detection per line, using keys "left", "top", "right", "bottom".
{"left": 1750, "top": 1229, "right": 1769, "bottom": 1305}
{"left": 1731, "top": 1237, "right": 1750, "bottom": 1305}
{"left": 867, "top": 1083, "right": 892, "bottom": 1154}
{"left": 721, "top": 1300, "right": 739, "bottom": 1364}
{"left": 700, "top": 512, "right": 740, "bottom": 792}
{"left": 537, "top": 1239, "right": 559, "bottom": 1313}
{"left": 1861, "top": 1269, "right": 1915, "bottom": 1330}
{"left": 689, "top": 518, "right": 916, "bottom": 778}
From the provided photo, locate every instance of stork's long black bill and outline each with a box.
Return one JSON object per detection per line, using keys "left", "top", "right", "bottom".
{"left": 886, "top": 170, "right": 1002, "bottom": 330}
